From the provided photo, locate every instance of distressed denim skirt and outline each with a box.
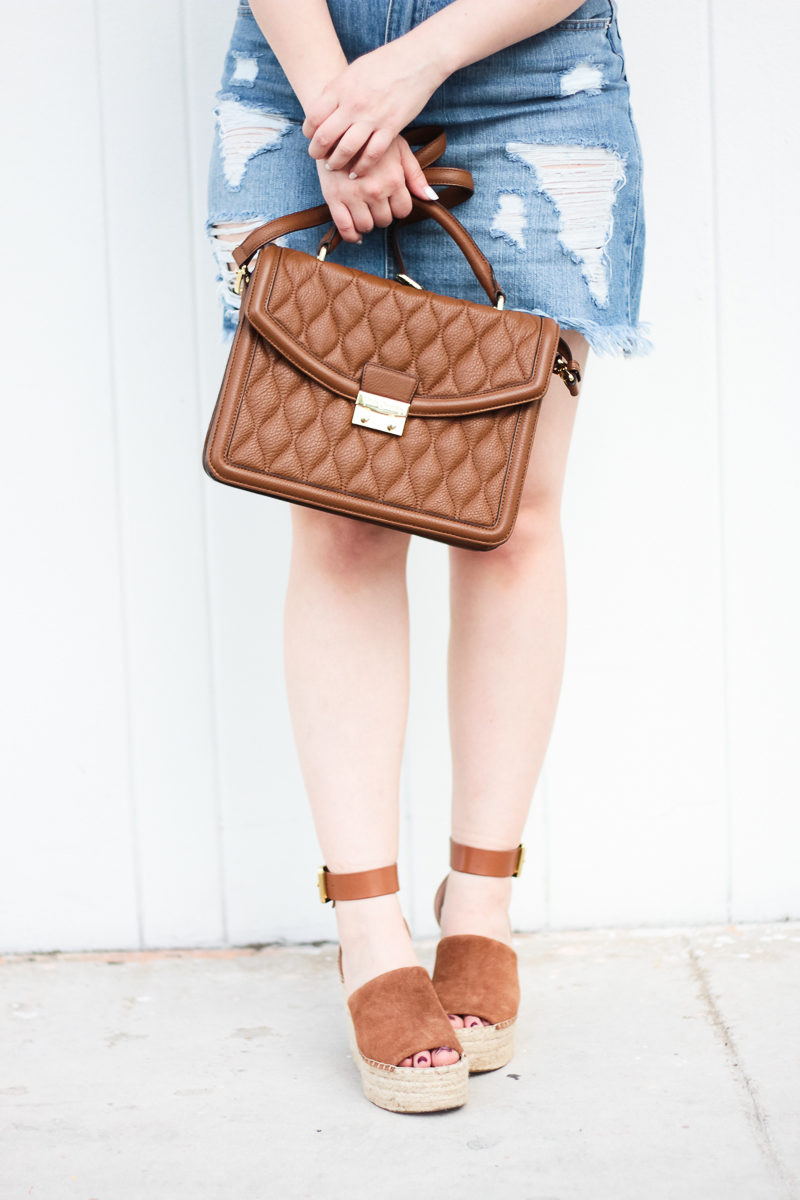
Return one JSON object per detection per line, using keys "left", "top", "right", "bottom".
{"left": 207, "top": 0, "right": 648, "bottom": 356}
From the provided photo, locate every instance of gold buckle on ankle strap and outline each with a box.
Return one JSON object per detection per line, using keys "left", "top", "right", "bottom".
{"left": 318, "top": 867, "right": 330, "bottom": 904}
{"left": 513, "top": 843, "right": 526, "bottom": 877}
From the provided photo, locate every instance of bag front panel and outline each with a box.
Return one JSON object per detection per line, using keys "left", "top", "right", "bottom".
{"left": 225, "top": 338, "right": 524, "bottom": 528}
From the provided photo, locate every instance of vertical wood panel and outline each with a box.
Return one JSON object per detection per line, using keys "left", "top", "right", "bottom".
{"left": 182, "top": 0, "right": 330, "bottom": 944}
{"left": 0, "top": 1, "right": 140, "bottom": 950}
{"left": 404, "top": 543, "right": 454, "bottom": 936}
{"left": 2, "top": 0, "right": 798, "bottom": 952}
{"left": 93, "top": 0, "right": 224, "bottom": 945}
{"left": 544, "top": 1, "right": 729, "bottom": 927}
{"left": 710, "top": 0, "right": 800, "bottom": 920}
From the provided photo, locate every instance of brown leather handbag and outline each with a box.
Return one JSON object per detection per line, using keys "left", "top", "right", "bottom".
{"left": 203, "top": 129, "right": 581, "bottom": 551}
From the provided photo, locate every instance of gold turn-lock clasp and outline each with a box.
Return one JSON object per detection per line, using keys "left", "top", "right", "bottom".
{"left": 352, "top": 389, "right": 411, "bottom": 436}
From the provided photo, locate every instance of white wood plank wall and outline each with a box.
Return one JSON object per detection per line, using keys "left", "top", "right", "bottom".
{"left": 1, "top": 1, "right": 797, "bottom": 951}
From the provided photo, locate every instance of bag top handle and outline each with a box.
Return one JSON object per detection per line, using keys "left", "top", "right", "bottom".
{"left": 232, "top": 126, "right": 505, "bottom": 306}
{"left": 230, "top": 125, "right": 583, "bottom": 389}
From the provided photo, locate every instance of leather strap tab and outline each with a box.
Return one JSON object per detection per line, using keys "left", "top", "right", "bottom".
{"left": 449, "top": 839, "right": 525, "bottom": 878}
{"left": 318, "top": 863, "right": 399, "bottom": 904}
{"left": 360, "top": 363, "right": 419, "bottom": 404}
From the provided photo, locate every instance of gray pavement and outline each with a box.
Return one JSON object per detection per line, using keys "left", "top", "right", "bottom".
{"left": 2, "top": 923, "right": 798, "bottom": 1200}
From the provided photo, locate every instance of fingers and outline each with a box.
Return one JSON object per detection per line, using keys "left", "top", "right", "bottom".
{"left": 301, "top": 92, "right": 337, "bottom": 141}
{"left": 327, "top": 199, "right": 365, "bottom": 245}
{"left": 323, "top": 122, "right": 375, "bottom": 173}
{"left": 399, "top": 137, "right": 439, "bottom": 203}
{"left": 331, "top": 183, "right": 397, "bottom": 240}
{"left": 389, "top": 187, "right": 413, "bottom": 221}
{"left": 347, "top": 128, "right": 394, "bottom": 178}
{"left": 367, "top": 197, "right": 393, "bottom": 229}
{"left": 316, "top": 136, "right": 420, "bottom": 244}
{"left": 307, "top": 110, "right": 353, "bottom": 162}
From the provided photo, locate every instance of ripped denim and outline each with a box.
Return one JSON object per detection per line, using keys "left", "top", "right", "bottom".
{"left": 207, "top": 0, "right": 649, "bottom": 356}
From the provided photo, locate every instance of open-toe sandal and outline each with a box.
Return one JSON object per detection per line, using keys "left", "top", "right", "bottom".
{"left": 319, "top": 861, "right": 469, "bottom": 1113}
{"left": 432, "top": 839, "right": 524, "bottom": 1074}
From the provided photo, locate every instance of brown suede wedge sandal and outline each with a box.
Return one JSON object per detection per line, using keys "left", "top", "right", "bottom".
{"left": 432, "top": 839, "right": 524, "bottom": 1074}
{"left": 319, "top": 862, "right": 469, "bottom": 1113}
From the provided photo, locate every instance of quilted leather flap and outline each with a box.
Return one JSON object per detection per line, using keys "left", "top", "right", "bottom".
{"left": 243, "top": 244, "right": 560, "bottom": 418}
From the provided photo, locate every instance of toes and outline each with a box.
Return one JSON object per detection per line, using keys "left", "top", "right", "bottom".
{"left": 399, "top": 1055, "right": 413, "bottom": 1066}
{"left": 431, "top": 1046, "right": 460, "bottom": 1067}
{"left": 412, "top": 1050, "right": 432, "bottom": 1068}
{"left": 449, "top": 1013, "right": 491, "bottom": 1028}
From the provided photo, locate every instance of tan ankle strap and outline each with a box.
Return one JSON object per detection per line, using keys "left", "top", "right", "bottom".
{"left": 317, "top": 863, "right": 399, "bottom": 905}
{"left": 449, "top": 839, "right": 525, "bottom": 878}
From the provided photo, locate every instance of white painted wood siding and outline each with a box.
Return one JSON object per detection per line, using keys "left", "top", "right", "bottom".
{"left": 1, "top": 0, "right": 797, "bottom": 951}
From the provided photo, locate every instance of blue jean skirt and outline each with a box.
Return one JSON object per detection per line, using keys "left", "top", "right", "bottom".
{"left": 207, "top": 0, "right": 648, "bottom": 357}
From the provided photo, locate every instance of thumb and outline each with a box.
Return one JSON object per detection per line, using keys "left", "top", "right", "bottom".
{"left": 399, "top": 139, "right": 439, "bottom": 203}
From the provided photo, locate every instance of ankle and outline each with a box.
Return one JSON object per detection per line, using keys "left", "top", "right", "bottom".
{"left": 335, "top": 894, "right": 418, "bottom": 996}
{"left": 438, "top": 870, "right": 513, "bottom": 944}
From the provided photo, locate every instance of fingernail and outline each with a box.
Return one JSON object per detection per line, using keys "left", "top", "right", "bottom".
{"left": 356, "top": 238, "right": 362, "bottom": 245}
{"left": 324, "top": 162, "right": 332, "bottom": 171}
{"left": 348, "top": 171, "right": 358, "bottom": 180}
{"left": 424, "top": 185, "right": 439, "bottom": 201}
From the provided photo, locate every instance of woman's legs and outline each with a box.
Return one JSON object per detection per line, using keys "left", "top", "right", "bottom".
{"left": 283, "top": 509, "right": 457, "bottom": 1067}
{"left": 440, "top": 333, "right": 590, "bottom": 1025}
{"left": 282, "top": 332, "right": 588, "bottom": 1049}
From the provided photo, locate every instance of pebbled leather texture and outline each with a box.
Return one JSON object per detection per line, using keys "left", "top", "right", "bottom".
{"left": 245, "top": 247, "right": 555, "bottom": 416}
{"left": 204, "top": 152, "right": 576, "bottom": 550}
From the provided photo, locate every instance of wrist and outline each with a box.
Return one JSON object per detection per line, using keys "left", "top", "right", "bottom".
{"left": 396, "top": 23, "right": 455, "bottom": 90}
{"left": 293, "top": 51, "right": 349, "bottom": 116}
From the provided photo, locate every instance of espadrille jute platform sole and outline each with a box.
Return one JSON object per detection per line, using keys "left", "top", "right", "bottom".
{"left": 454, "top": 1017, "right": 516, "bottom": 1073}
{"left": 344, "top": 1005, "right": 469, "bottom": 1113}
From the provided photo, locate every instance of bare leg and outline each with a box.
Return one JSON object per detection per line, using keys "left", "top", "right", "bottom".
{"left": 283, "top": 508, "right": 457, "bottom": 1066}
{"left": 441, "top": 333, "right": 590, "bottom": 1026}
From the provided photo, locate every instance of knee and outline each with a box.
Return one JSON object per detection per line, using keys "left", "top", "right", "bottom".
{"left": 452, "top": 496, "right": 563, "bottom": 575}
{"left": 291, "top": 508, "right": 411, "bottom": 578}
{"left": 511, "top": 494, "right": 563, "bottom": 552}
{"left": 498, "top": 503, "right": 563, "bottom": 569}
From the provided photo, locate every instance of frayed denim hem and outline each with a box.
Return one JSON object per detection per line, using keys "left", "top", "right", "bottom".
{"left": 519, "top": 309, "right": 653, "bottom": 358}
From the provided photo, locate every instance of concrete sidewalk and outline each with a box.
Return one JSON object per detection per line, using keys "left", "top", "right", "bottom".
{"left": 2, "top": 923, "right": 798, "bottom": 1200}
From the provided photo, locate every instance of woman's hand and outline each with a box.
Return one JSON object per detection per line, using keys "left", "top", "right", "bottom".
{"left": 302, "top": 39, "right": 446, "bottom": 176}
{"left": 315, "top": 135, "right": 438, "bottom": 244}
